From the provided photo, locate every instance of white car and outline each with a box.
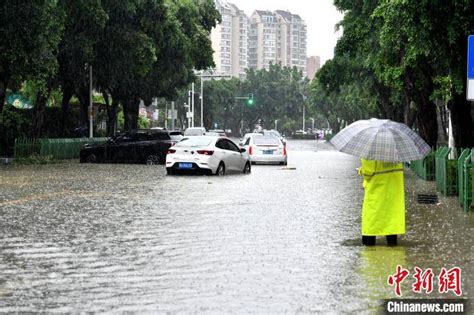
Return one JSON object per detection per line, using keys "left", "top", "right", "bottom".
{"left": 239, "top": 132, "right": 263, "bottom": 146}
{"left": 244, "top": 136, "right": 287, "bottom": 165}
{"left": 184, "top": 127, "right": 206, "bottom": 136}
{"left": 263, "top": 129, "right": 287, "bottom": 145}
{"left": 166, "top": 136, "right": 251, "bottom": 175}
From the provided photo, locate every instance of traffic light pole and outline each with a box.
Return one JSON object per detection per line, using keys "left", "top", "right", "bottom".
{"left": 235, "top": 94, "right": 254, "bottom": 137}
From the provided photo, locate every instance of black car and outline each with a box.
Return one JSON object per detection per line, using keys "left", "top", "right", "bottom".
{"left": 80, "top": 129, "right": 182, "bottom": 164}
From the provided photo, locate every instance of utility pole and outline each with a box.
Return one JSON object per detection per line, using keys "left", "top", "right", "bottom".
{"left": 171, "top": 101, "right": 175, "bottom": 130}
{"left": 191, "top": 83, "right": 195, "bottom": 127}
{"left": 303, "top": 103, "right": 305, "bottom": 133}
{"left": 89, "top": 65, "right": 93, "bottom": 138}
{"left": 164, "top": 102, "right": 168, "bottom": 129}
{"left": 196, "top": 72, "right": 232, "bottom": 130}
{"left": 200, "top": 77, "right": 204, "bottom": 127}
{"left": 185, "top": 103, "right": 191, "bottom": 128}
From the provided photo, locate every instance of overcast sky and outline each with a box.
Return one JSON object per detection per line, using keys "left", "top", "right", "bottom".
{"left": 230, "top": 0, "right": 343, "bottom": 65}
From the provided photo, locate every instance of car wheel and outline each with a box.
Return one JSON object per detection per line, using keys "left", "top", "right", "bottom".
{"left": 166, "top": 168, "right": 173, "bottom": 175}
{"left": 216, "top": 162, "right": 225, "bottom": 176}
{"left": 145, "top": 154, "right": 160, "bottom": 165}
{"left": 86, "top": 154, "right": 97, "bottom": 163}
{"left": 243, "top": 162, "right": 251, "bottom": 174}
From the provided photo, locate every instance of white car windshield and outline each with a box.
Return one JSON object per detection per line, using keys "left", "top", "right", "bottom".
{"left": 176, "top": 137, "right": 213, "bottom": 147}
{"left": 254, "top": 137, "right": 280, "bottom": 145}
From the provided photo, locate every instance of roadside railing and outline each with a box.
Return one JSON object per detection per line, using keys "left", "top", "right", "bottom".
{"left": 410, "top": 152, "right": 435, "bottom": 181}
{"left": 435, "top": 147, "right": 458, "bottom": 196}
{"left": 14, "top": 138, "right": 108, "bottom": 160}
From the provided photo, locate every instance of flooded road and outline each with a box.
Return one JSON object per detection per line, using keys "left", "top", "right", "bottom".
{"left": 0, "top": 140, "right": 472, "bottom": 312}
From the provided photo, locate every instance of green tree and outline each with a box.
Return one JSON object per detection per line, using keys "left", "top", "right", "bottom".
{"left": 0, "top": 1, "right": 64, "bottom": 113}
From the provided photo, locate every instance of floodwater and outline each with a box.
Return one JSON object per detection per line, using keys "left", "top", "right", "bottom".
{"left": 0, "top": 140, "right": 472, "bottom": 313}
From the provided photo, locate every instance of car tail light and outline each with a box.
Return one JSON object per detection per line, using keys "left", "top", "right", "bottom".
{"left": 167, "top": 149, "right": 176, "bottom": 154}
{"left": 197, "top": 150, "right": 214, "bottom": 156}
{"left": 249, "top": 146, "right": 253, "bottom": 155}
{"left": 283, "top": 146, "right": 287, "bottom": 156}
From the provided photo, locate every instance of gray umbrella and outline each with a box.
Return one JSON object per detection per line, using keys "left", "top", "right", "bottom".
{"left": 330, "top": 118, "right": 431, "bottom": 162}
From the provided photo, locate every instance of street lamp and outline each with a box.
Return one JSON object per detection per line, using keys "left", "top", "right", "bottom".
{"left": 298, "top": 92, "right": 307, "bottom": 133}
{"left": 184, "top": 103, "right": 191, "bottom": 128}
{"left": 197, "top": 71, "right": 232, "bottom": 128}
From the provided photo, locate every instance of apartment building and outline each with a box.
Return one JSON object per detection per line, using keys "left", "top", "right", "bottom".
{"left": 211, "top": 1, "right": 308, "bottom": 77}
{"left": 211, "top": 0, "right": 249, "bottom": 78}
{"left": 249, "top": 10, "right": 307, "bottom": 75}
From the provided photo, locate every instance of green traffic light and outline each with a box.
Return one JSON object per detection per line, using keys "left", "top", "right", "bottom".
{"left": 247, "top": 98, "right": 254, "bottom": 106}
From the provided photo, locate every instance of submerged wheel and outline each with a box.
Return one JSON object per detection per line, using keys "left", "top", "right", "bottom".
{"left": 145, "top": 154, "right": 160, "bottom": 165}
{"left": 86, "top": 154, "right": 96, "bottom": 163}
{"left": 166, "top": 168, "right": 173, "bottom": 175}
{"left": 243, "top": 162, "right": 251, "bottom": 174}
{"left": 216, "top": 162, "right": 225, "bottom": 176}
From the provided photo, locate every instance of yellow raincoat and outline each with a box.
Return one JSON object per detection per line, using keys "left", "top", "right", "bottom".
{"left": 358, "top": 159, "right": 405, "bottom": 236}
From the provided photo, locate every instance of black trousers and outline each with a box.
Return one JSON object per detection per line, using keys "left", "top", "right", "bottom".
{"left": 362, "top": 235, "right": 397, "bottom": 246}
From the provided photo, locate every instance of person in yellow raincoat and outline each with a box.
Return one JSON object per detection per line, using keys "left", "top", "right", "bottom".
{"left": 358, "top": 159, "right": 405, "bottom": 246}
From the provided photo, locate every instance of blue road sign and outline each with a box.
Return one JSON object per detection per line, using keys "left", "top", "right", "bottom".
{"left": 468, "top": 35, "right": 474, "bottom": 79}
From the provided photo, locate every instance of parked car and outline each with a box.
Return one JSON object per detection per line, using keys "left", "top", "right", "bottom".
{"left": 208, "top": 129, "right": 227, "bottom": 137}
{"left": 263, "top": 129, "right": 287, "bottom": 145}
{"left": 204, "top": 132, "right": 220, "bottom": 137}
{"left": 80, "top": 129, "right": 178, "bottom": 164}
{"left": 243, "top": 135, "right": 287, "bottom": 165}
{"left": 169, "top": 130, "right": 184, "bottom": 141}
{"left": 166, "top": 136, "right": 251, "bottom": 175}
{"left": 239, "top": 132, "right": 263, "bottom": 146}
{"left": 184, "top": 127, "right": 206, "bottom": 136}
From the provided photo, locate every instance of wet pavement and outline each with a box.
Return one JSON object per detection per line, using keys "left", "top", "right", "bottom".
{"left": 0, "top": 140, "right": 472, "bottom": 313}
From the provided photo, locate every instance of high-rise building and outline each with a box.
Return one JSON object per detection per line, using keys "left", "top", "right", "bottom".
{"left": 306, "top": 56, "right": 321, "bottom": 80}
{"left": 248, "top": 10, "right": 277, "bottom": 70}
{"left": 248, "top": 10, "right": 307, "bottom": 75}
{"left": 211, "top": 0, "right": 249, "bottom": 78}
{"left": 210, "top": 2, "right": 308, "bottom": 77}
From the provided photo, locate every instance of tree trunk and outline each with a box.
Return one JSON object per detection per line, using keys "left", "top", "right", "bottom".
{"left": 0, "top": 76, "right": 9, "bottom": 113}
{"left": 77, "top": 89, "right": 89, "bottom": 130}
{"left": 123, "top": 97, "right": 139, "bottom": 131}
{"left": 61, "top": 87, "right": 73, "bottom": 113}
{"left": 105, "top": 91, "right": 118, "bottom": 137}
{"left": 448, "top": 93, "right": 473, "bottom": 148}
{"left": 416, "top": 98, "right": 438, "bottom": 148}
{"left": 31, "top": 91, "right": 50, "bottom": 138}
{"left": 60, "top": 87, "right": 74, "bottom": 135}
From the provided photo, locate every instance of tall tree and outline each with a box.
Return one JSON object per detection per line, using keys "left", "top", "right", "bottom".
{"left": 0, "top": 0, "right": 64, "bottom": 113}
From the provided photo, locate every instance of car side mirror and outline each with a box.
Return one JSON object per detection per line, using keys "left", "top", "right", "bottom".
{"left": 240, "top": 148, "right": 246, "bottom": 153}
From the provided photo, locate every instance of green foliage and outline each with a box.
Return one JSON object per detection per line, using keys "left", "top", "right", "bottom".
{"left": 117, "top": 110, "right": 148, "bottom": 130}
{"left": 0, "top": 0, "right": 65, "bottom": 105}
{"left": 0, "top": 106, "right": 31, "bottom": 156}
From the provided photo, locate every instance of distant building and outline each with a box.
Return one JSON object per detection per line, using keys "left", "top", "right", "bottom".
{"left": 248, "top": 10, "right": 307, "bottom": 75}
{"left": 306, "top": 56, "right": 321, "bottom": 80}
{"left": 210, "top": 2, "right": 308, "bottom": 77}
{"left": 211, "top": 0, "right": 249, "bottom": 78}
